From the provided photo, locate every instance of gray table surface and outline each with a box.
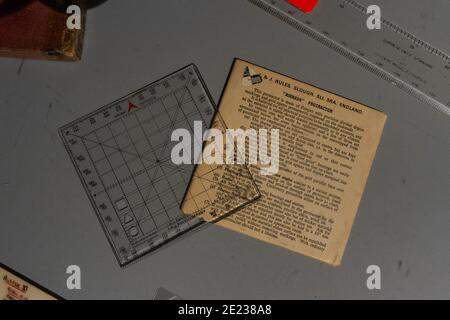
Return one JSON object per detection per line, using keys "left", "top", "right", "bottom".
{"left": 1, "top": 0, "right": 449, "bottom": 299}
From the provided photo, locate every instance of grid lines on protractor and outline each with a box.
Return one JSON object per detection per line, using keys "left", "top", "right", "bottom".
{"left": 59, "top": 65, "right": 216, "bottom": 266}
{"left": 181, "top": 112, "right": 261, "bottom": 223}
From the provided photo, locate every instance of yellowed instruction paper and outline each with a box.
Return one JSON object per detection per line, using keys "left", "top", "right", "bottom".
{"left": 1, "top": 265, "right": 56, "bottom": 300}
{"left": 183, "top": 59, "right": 387, "bottom": 266}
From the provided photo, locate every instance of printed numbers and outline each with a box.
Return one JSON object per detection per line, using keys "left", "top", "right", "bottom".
{"left": 222, "top": 305, "right": 272, "bottom": 315}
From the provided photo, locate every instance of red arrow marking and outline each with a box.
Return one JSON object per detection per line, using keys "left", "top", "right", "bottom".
{"left": 128, "top": 101, "right": 139, "bottom": 112}
{"left": 287, "top": 0, "right": 319, "bottom": 13}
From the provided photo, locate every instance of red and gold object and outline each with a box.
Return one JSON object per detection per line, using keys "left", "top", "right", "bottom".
{"left": 0, "top": 0, "right": 86, "bottom": 61}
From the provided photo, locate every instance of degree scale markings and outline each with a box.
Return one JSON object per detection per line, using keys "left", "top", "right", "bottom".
{"left": 248, "top": 0, "right": 450, "bottom": 117}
